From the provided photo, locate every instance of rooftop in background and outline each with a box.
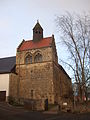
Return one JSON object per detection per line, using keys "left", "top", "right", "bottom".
{"left": 18, "top": 37, "right": 53, "bottom": 51}
{"left": 0, "top": 56, "right": 16, "bottom": 74}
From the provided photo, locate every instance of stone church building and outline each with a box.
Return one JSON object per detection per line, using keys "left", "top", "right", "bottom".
{"left": 0, "top": 21, "right": 72, "bottom": 110}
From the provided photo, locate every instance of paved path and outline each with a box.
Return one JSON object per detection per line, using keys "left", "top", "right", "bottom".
{"left": 0, "top": 102, "right": 90, "bottom": 120}
{"left": 0, "top": 102, "right": 25, "bottom": 115}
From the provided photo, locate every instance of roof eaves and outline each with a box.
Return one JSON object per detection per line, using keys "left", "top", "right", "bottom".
{"left": 18, "top": 45, "right": 52, "bottom": 52}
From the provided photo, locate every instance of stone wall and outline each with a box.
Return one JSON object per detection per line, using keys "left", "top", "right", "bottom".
{"left": 16, "top": 47, "right": 53, "bottom": 65}
{"left": 53, "top": 62, "right": 73, "bottom": 106}
{"left": 9, "top": 38, "right": 73, "bottom": 110}
{"left": 13, "top": 46, "right": 55, "bottom": 104}
{"left": 16, "top": 62, "right": 54, "bottom": 103}
{"left": 9, "top": 73, "right": 18, "bottom": 98}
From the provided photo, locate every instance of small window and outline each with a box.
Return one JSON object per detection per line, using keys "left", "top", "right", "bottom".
{"left": 34, "top": 53, "right": 42, "bottom": 63}
{"left": 31, "top": 90, "right": 34, "bottom": 99}
{"left": 25, "top": 54, "right": 32, "bottom": 64}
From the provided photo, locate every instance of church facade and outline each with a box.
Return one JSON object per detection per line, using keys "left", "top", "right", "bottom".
{"left": 0, "top": 21, "right": 72, "bottom": 109}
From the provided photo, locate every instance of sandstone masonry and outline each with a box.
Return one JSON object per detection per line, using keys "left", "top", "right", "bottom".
{"left": 9, "top": 21, "right": 73, "bottom": 110}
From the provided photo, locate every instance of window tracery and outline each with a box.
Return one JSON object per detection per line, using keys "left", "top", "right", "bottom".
{"left": 25, "top": 54, "right": 32, "bottom": 64}
{"left": 34, "top": 53, "right": 42, "bottom": 63}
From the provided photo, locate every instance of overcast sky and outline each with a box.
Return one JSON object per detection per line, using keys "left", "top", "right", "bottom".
{"left": 0, "top": 0, "right": 90, "bottom": 77}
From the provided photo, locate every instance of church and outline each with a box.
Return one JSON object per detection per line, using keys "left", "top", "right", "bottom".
{"left": 0, "top": 21, "right": 72, "bottom": 110}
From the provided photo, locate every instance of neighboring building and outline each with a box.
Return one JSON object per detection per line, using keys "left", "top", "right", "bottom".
{"left": 73, "top": 82, "right": 90, "bottom": 101}
{"left": 0, "top": 56, "right": 16, "bottom": 101}
{"left": 0, "top": 21, "right": 72, "bottom": 110}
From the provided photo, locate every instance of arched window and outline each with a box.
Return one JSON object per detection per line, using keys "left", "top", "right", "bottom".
{"left": 25, "top": 54, "right": 32, "bottom": 64}
{"left": 34, "top": 53, "right": 42, "bottom": 63}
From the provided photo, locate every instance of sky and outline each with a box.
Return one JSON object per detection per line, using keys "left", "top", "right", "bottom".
{"left": 0, "top": 0, "right": 90, "bottom": 77}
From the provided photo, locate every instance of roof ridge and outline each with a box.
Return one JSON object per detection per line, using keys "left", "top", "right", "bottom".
{"left": 0, "top": 56, "right": 16, "bottom": 60}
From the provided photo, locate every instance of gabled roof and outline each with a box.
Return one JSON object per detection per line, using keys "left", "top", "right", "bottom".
{"left": 18, "top": 37, "right": 53, "bottom": 51}
{"left": 0, "top": 56, "right": 16, "bottom": 74}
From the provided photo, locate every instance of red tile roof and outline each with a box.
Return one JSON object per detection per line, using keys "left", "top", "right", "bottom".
{"left": 18, "top": 37, "right": 53, "bottom": 51}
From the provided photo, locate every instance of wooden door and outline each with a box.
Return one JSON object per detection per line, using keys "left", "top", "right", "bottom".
{"left": 0, "top": 91, "right": 6, "bottom": 101}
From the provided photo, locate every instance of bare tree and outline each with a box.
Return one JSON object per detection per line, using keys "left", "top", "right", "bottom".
{"left": 56, "top": 12, "right": 90, "bottom": 101}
